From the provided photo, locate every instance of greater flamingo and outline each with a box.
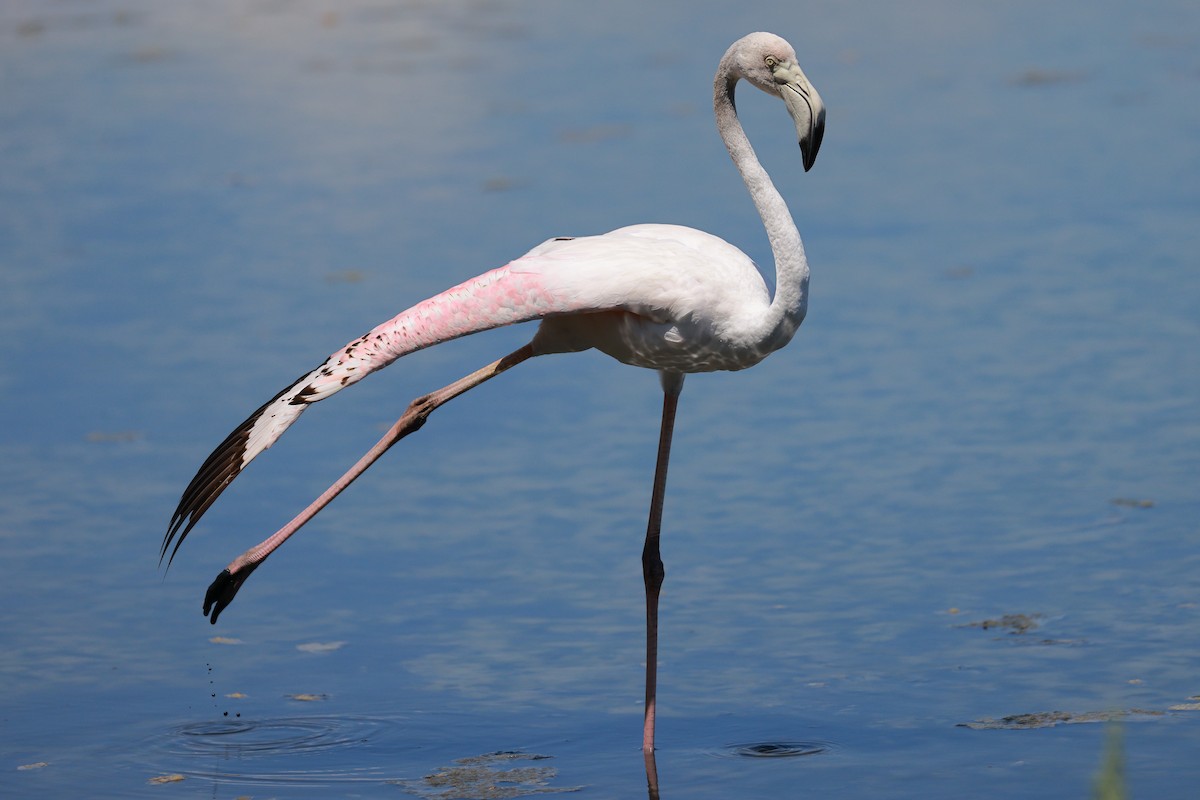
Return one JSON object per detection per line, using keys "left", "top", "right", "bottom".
{"left": 163, "top": 32, "right": 824, "bottom": 757}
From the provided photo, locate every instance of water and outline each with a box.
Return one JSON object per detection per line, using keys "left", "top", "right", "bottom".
{"left": 2, "top": 0, "right": 1197, "bottom": 797}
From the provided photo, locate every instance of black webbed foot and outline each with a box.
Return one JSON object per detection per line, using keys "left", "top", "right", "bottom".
{"left": 203, "top": 564, "right": 257, "bottom": 624}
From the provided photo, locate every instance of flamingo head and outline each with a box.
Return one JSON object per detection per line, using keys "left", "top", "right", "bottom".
{"left": 726, "top": 32, "right": 826, "bottom": 171}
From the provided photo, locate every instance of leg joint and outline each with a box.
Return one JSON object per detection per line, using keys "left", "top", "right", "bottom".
{"left": 642, "top": 541, "right": 665, "bottom": 590}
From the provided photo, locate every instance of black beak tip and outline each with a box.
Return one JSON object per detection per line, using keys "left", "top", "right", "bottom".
{"left": 800, "top": 123, "right": 825, "bottom": 172}
{"left": 800, "top": 142, "right": 817, "bottom": 172}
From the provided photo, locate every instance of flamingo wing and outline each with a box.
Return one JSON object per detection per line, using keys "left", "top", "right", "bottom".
{"left": 163, "top": 228, "right": 754, "bottom": 564}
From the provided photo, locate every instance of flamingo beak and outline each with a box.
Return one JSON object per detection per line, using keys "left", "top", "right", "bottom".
{"left": 778, "top": 66, "right": 825, "bottom": 172}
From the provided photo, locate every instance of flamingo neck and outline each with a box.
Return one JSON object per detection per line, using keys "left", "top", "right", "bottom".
{"left": 714, "top": 70, "right": 809, "bottom": 347}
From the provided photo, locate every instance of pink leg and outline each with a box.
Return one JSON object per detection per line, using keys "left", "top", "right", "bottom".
{"left": 203, "top": 343, "right": 536, "bottom": 623}
{"left": 643, "top": 371, "right": 683, "bottom": 759}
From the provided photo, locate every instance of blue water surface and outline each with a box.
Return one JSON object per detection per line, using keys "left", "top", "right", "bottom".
{"left": 1, "top": 1, "right": 1197, "bottom": 798}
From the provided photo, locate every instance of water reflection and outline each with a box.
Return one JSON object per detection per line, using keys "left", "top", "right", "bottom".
{"left": 645, "top": 750, "right": 661, "bottom": 800}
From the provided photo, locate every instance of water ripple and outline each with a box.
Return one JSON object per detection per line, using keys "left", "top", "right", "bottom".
{"left": 719, "top": 740, "right": 836, "bottom": 759}
{"left": 147, "top": 715, "right": 405, "bottom": 786}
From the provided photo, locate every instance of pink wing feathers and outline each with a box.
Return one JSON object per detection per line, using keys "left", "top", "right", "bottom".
{"left": 161, "top": 226, "right": 762, "bottom": 566}
{"left": 162, "top": 244, "right": 578, "bottom": 566}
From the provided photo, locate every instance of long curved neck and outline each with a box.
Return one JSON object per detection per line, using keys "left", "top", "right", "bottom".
{"left": 714, "top": 67, "right": 809, "bottom": 342}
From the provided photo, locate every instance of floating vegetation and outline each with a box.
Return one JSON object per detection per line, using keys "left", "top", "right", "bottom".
{"left": 394, "top": 751, "right": 583, "bottom": 798}
{"left": 960, "top": 709, "right": 1163, "bottom": 730}
{"left": 1111, "top": 497, "right": 1154, "bottom": 509}
{"left": 147, "top": 773, "right": 186, "bottom": 784}
{"left": 285, "top": 693, "right": 329, "bottom": 702}
{"left": 1168, "top": 697, "right": 1200, "bottom": 712}
{"left": 963, "top": 613, "right": 1043, "bottom": 635}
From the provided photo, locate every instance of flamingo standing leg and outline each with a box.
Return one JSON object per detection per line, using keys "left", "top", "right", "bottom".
{"left": 641, "top": 370, "right": 683, "bottom": 755}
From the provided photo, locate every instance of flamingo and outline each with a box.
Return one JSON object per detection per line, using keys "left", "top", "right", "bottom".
{"left": 163, "top": 31, "right": 824, "bottom": 756}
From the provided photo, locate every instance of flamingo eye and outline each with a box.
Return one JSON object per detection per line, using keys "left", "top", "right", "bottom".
{"left": 765, "top": 56, "right": 778, "bottom": 68}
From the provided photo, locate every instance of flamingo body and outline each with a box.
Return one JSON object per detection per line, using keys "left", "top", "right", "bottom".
{"left": 528, "top": 224, "right": 804, "bottom": 371}
{"left": 163, "top": 31, "right": 826, "bottom": 762}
